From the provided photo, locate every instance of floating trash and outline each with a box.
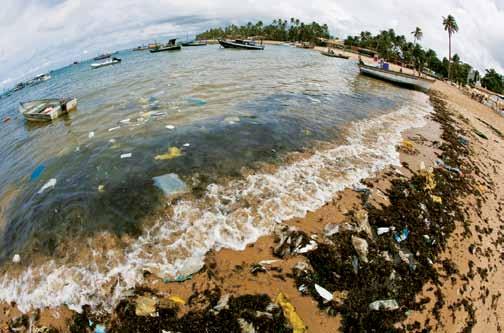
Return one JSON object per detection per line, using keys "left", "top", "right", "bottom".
{"left": 224, "top": 116, "right": 240, "bottom": 124}
{"left": 38, "top": 178, "right": 56, "bottom": 194}
{"left": 12, "top": 254, "right": 21, "bottom": 264}
{"left": 165, "top": 125, "right": 175, "bottom": 130}
{"left": 108, "top": 126, "right": 120, "bottom": 132}
{"left": 183, "top": 143, "right": 190, "bottom": 147}
{"left": 154, "top": 147, "right": 182, "bottom": 160}
{"left": 109, "top": 138, "right": 116, "bottom": 143}
{"left": 98, "top": 185, "right": 105, "bottom": 192}
{"left": 30, "top": 164, "right": 45, "bottom": 181}
{"left": 187, "top": 97, "right": 207, "bottom": 106}
{"left": 153, "top": 173, "right": 188, "bottom": 197}
{"left": 120, "top": 118, "right": 130, "bottom": 124}
{"left": 120, "top": 153, "right": 132, "bottom": 159}
{"left": 88, "top": 131, "right": 95, "bottom": 139}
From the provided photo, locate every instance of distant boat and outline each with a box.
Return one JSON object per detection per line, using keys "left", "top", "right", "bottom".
{"left": 150, "top": 39, "right": 182, "bottom": 53}
{"left": 91, "top": 57, "right": 122, "bottom": 69}
{"left": 320, "top": 51, "right": 349, "bottom": 59}
{"left": 94, "top": 53, "right": 111, "bottom": 60}
{"left": 181, "top": 40, "right": 207, "bottom": 47}
{"left": 359, "top": 64, "right": 435, "bottom": 91}
{"left": 26, "top": 73, "right": 51, "bottom": 86}
{"left": 19, "top": 98, "right": 77, "bottom": 122}
{"left": 133, "top": 46, "right": 149, "bottom": 51}
{"left": 218, "top": 39, "right": 264, "bottom": 50}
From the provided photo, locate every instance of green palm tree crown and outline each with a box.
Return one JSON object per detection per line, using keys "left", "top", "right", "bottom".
{"left": 443, "top": 15, "right": 459, "bottom": 35}
{"left": 411, "top": 27, "right": 423, "bottom": 43}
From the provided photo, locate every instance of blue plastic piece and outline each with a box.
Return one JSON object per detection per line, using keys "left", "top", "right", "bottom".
{"left": 30, "top": 165, "right": 45, "bottom": 181}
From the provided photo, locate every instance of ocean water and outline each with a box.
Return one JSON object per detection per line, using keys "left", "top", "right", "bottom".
{"left": 0, "top": 45, "right": 432, "bottom": 311}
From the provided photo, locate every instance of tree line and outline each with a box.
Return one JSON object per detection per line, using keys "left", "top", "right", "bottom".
{"left": 197, "top": 18, "right": 330, "bottom": 44}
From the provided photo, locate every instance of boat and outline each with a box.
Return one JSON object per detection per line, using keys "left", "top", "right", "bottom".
{"left": 359, "top": 64, "right": 435, "bottom": 91}
{"left": 320, "top": 51, "right": 349, "bottom": 59}
{"left": 218, "top": 39, "right": 264, "bottom": 50}
{"left": 19, "top": 98, "right": 77, "bottom": 122}
{"left": 133, "top": 46, "right": 148, "bottom": 51}
{"left": 91, "top": 57, "right": 122, "bottom": 69}
{"left": 94, "top": 53, "right": 111, "bottom": 61}
{"left": 181, "top": 40, "right": 207, "bottom": 47}
{"left": 150, "top": 39, "right": 182, "bottom": 53}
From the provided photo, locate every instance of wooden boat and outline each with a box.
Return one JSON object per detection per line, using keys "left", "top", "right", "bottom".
{"left": 19, "top": 98, "right": 77, "bottom": 122}
{"left": 94, "top": 53, "right": 111, "bottom": 60}
{"left": 359, "top": 64, "right": 435, "bottom": 91}
{"left": 91, "top": 57, "right": 121, "bottom": 69}
{"left": 320, "top": 51, "right": 349, "bottom": 59}
{"left": 181, "top": 41, "right": 207, "bottom": 47}
{"left": 218, "top": 39, "right": 264, "bottom": 50}
{"left": 150, "top": 39, "right": 181, "bottom": 53}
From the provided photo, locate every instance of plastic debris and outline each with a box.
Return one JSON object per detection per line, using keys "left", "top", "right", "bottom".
{"left": 224, "top": 116, "right": 240, "bottom": 124}
{"left": 120, "top": 153, "right": 132, "bottom": 159}
{"left": 12, "top": 254, "right": 21, "bottom": 264}
{"left": 258, "top": 259, "right": 280, "bottom": 266}
{"left": 431, "top": 195, "right": 442, "bottom": 204}
{"left": 135, "top": 296, "right": 158, "bottom": 317}
{"left": 183, "top": 143, "right": 190, "bottom": 147}
{"left": 153, "top": 173, "right": 188, "bottom": 197}
{"left": 351, "top": 236, "right": 369, "bottom": 263}
{"left": 109, "top": 138, "right": 116, "bottom": 143}
{"left": 369, "top": 299, "right": 399, "bottom": 311}
{"left": 314, "top": 284, "right": 333, "bottom": 302}
{"left": 88, "top": 131, "right": 95, "bottom": 139}
{"left": 238, "top": 318, "right": 256, "bottom": 333}
{"left": 377, "top": 227, "right": 391, "bottom": 235}
{"left": 394, "top": 228, "right": 409, "bottom": 243}
{"left": 296, "top": 240, "right": 318, "bottom": 254}
{"left": 419, "top": 168, "right": 436, "bottom": 191}
{"left": 94, "top": 324, "right": 106, "bottom": 333}
{"left": 275, "top": 292, "right": 307, "bottom": 333}
{"left": 30, "top": 165, "right": 45, "bottom": 181}
{"left": 352, "top": 255, "right": 359, "bottom": 274}
{"left": 108, "top": 126, "right": 120, "bottom": 132}
{"left": 473, "top": 129, "right": 488, "bottom": 140}
{"left": 187, "top": 97, "right": 207, "bottom": 106}
{"left": 163, "top": 274, "right": 192, "bottom": 283}
{"left": 399, "top": 140, "right": 416, "bottom": 154}
{"left": 98, "top": 185, "right": 105, "bottom": 192}
{"left": 435, "top": 159, "right": 462, "bottom": 175}
{"left": 38, "top": 178, "right": 56, "bottom": 194}
{"left": 120, "top": 118, "right": 130, "bottom": 124}
{"left": 165, "top": 125, "right": 175, "bottom": 130}
{"left": 458, "top": 135, "right": 470, "bottom": 145}
{"left": 168, "top": 295, "right": 185, "bottom": 305}
{"left": 154, "top": 147, "right": 182, "bottom": 160}
{"left": 213, "top": 294, "right": 230, "bottom": 313}
{"left": 354, "top": 210, "right": 373, "bottom": 238}
{"left": 250, "top": 263, "right": 267, "bottom": 275}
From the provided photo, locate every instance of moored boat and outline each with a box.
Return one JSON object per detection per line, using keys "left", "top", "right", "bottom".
{"left": 181, "top": 40, "right": 207, "bottom": 47}
{"left": 359, "top": 64, "right": 435, "bottom": 91}
{"left": 320, "top": 51, "right": 349, "bottom": 59}
{"left": 94, "top": 53, "right": 111, "bottom": 60}
{"left": 150, "top": 39, "right": 182, "bottom": 53}
{"left": 19, "top": 98, "right": 77, "bottom": 122}
{"left": 90, "top": 57, "right": 122, "bottom": 69}
{"left": 218, "top": 39, "right": 264, "bottom": 50}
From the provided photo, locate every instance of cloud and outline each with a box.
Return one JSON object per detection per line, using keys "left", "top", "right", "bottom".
{"left": 1, "top": 0, "right": 503, "bottom": 90}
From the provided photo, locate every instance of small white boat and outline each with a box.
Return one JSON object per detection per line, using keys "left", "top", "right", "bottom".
{"left": 359, "top": 64, "right": 435, "bottom": 91}
{"left": 19, "top": 98, "right": 77, "bottom": 122}
{"left": 91, "top": 57, "right": 121, "bottom": 69}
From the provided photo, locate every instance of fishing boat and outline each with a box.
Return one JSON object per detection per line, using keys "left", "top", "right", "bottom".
{"left": 359, "top": 64, "right": 435, "bottom": 91}
{"left": 218, "top": 39, "right": 264, "bottom": 50}
{"left": 94, "top": 53, "right": 111, "bottom": 60}
{"left": 181, "top": 40, "right": 207, "bottom": 47}
{"left": 133, "top": 46, "right": 149, "bottom": 51}
{"left": 320, "top": 51, "right": 349, "bottom": 59}
{"left": 91, "top": 57, "right": 121, "bottom": 69}
{"left": 19, "top": 98, "right": 77, "bottom": 122}
{"left": 150, "top": 39, "right": 181, "bottom": 53}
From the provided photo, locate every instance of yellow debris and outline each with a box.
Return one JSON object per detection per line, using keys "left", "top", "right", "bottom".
{"left": 400, "top": 140, "right": 417, "bottom": 154}
{"left": 135, "top": 295, "right": 158, "bottom": 316}
{"left": 420, "top": 169, "right": 436, "bottom": 191}
{"left": 168, "top": 295, "right": 185, "bottom": 305}
{"left": 154, "top": 147, "right": 182, "bottom": 160}
{"left": 431, "top": 195, "right": 442, "bottom": 204}
{"left": 275, "top": 292, "right": 306, "bottom": 333}
{"left": 98, "top": 185, "right": 105, "bottom": 193}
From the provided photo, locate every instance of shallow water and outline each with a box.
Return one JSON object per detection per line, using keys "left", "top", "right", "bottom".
{"left": 0, "top": 45, "right": 431, "bottom": 311}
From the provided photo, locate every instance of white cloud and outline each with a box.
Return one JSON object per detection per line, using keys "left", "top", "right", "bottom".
{"left": 0, "top": 0, "right": 503, "bottom": 90}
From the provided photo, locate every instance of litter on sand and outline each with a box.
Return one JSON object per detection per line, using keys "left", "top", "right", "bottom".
{"left": 37, "top": 178, "right": 57, "bottom": 194}
{"left": 167, "top": 295, "right": 185, "bottom": 305}
{"left": 153, "top": 173, "right": 188, "bottom": 197}
{"left": 12, "top": 254, "right": 21, "bottom": 264}
{"left": 163, "top": 273, "right": 192, "bottom": 283}
{"left": 314, "top": 284, "right": 333, "bottom": 302}
{"left": 394, "top": 228, "right": 410, "bottom": 243}
{"left": 296, "top": 240, "right": 318, "bottom": 254}
{"left": 431, "top": 195, "right": 442, "bottom": 204}
{"left": 30, "top": 164, "right": 45, "bottom": 181}
{"left": 369, "top": 299, "right": 399, "bottom": 311}
{"left": 135, "top": 295, "right": 158, "bottom": 317}
{"left": 275, "top": 292, "right": 306, "bottom": 333}
{"left": 154, "top": 147, "right": 182, "bottom": 160}
{"left": 120, "top": 153, "right": 132, "bottom": 159}
{"left": 94, "top": 324, "right": 106, "bottom": 333}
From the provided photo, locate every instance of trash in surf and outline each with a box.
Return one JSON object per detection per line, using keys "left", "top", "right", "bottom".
{"left": 108, "top": 126, "right": 120, "bottom": 132}
{"left": 154, "top": 147, "right": 182, "bottom": 160}
{"left": 165, "top": 125, "right": 175, "bottom": 130}
{"left": 37, "top": 178, "right": 56, "bottom": 194}
{"left": 153, "top": 173, "right": 188, "bottom": 197}
{"left": 187, "top": 97, "right": 207, "bottom": 106}
{"left": 120, "top": 153, "right": 132, "bottom": 159}
{"left": 30, "top": 164, "right": 45, "bottom": 181}
{"left": 224, "top": 116, "right": 240, "bottom": 124}
{"left": 88, "top": 131, "right": 95, "bottom": 139}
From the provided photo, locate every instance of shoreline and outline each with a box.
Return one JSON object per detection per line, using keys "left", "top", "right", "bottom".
{"left": 1, "top": 75, "right": 504, "bottom": 331}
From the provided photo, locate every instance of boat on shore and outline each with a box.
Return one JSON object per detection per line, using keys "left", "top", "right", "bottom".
{"left": 218, "top": 39, "right": 264, "bottom": 50}
{"left": 320, "top": 50, "right": 349, "bottom": 59}
{"left": 19, "top": 98, "right": 77, "bottom": 122}
{"left": 91, "top": 57, "right": 122, "bottom": 69}
{"left": 94, "top": 53, "right": 111, "bottom": 61}
{"left": 150, "top": 39, "right": 182, "bottom": 53}
{"left": 181, "top": 40, "right": 207, "bottom": 47}
{"left": 359, "top": 63, "right": 435, "bottom": 91}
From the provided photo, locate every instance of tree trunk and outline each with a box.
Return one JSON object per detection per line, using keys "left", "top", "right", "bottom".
{"left": 448, "top": 33, "right": 452, "bottom": 80}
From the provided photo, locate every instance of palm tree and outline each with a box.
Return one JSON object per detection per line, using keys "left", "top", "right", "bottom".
{"left": 443, "top": 15, "right": 459, "bottom": 80}
{"left": 411, "top": 27, "right": 423, "bottom": 45}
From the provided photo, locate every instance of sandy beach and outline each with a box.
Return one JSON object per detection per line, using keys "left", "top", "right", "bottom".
{"left": 1, "top": 51, "right": 503, "bottom": 332}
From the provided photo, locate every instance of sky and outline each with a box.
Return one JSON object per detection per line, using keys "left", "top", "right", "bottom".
{"left": 1, "top": 0, "right": 503, "bottom": 90}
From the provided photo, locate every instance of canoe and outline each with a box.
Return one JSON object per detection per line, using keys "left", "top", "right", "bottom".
{"left": 91, "top": 58, "right": 121, "bottom": 69}
{"left": 218, "top": 39, "right": 264, "bottom": 50}
{"left": 321, "top": 51, "right": 349, "bottom": 59}
{"left": 150, "top": 45, "right": 182, "bottom": 52}
{"left": 19, "top": 98, "right": 77, "bottom": 122}
{"left": 359, "top": 64, "right": 435, "bottom": 91}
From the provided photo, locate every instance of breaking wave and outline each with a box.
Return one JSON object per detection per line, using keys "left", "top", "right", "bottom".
{"left": 0, "top": 93, "right": 432, "bottom": 312}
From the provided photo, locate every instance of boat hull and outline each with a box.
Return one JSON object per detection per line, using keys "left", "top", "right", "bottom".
{"left": 150, "top": 45, "right": 182, "bottom": 53}
{"left": 20, "top": 98, "right": 78, "bottom": 122}
{"left": 218, "top": 40, "right": 264, "bottom": 50}
{"left": 91, "top": 59, "right": 121, "bottom": 69}
{"left": 359, "top": 65, "right": 435, "bottom": 91}
{"left": 181, "top": 42, "right": 207, "bottom": 47}
{"left": 321, "top": 51, "right": 349, "bottom": 59}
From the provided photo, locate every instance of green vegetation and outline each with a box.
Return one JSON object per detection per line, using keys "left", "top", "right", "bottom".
{"left": 443, "top": 15, "right": 459, "bottom": 80}
{"left": 481, "top": 69, "right": 504, "bottom": 94}
{"left": 197, "top": 18, "right": 330, "bottom": 44}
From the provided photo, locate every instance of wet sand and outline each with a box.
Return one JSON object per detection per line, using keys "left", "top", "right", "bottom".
{"left": 1, "top": 68, "right": 504, "bottom": 331}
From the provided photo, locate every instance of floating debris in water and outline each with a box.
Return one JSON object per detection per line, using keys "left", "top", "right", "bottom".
{"left": 30, "top": 164, "right": 45, "bottom": 181}
{"left": 224, "top": 116, "right": 240, "bottom": 124}
{"left": 154, "top": 147, "right": 182, "bottom": 160}
{"left": 98, "top": 185, "right": 105, "bottom": 192}
{"left": 88, "top": 131, "right": 95, "bottom": 139}
{"left": 183, "top": 143, "right": 190, "bottom": 147}
{"left": 187, "top": 97, "right": 207, "bottom": 106}
{"left": 165, "top": 125, "right": 175, "bottom": 130}
{"left": 108, "top": 126, "right": 120, "bottom": 132}
{"left": 109, "top": 138, "right": 116, "bottom": 143}
{"left": 153, "top": 173, "right": 188, "bottom": 197}
{"left": 37, "top": 178, "right": 56, "bottom": 194}
{"left": 12, "top": 254, "right": 21, "bottom": 264}
{"left": 120, "top": 153, "right": 132, "bottom": 159}
{"left": 120, "top": 118, "right": 130, "bottom": 124}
